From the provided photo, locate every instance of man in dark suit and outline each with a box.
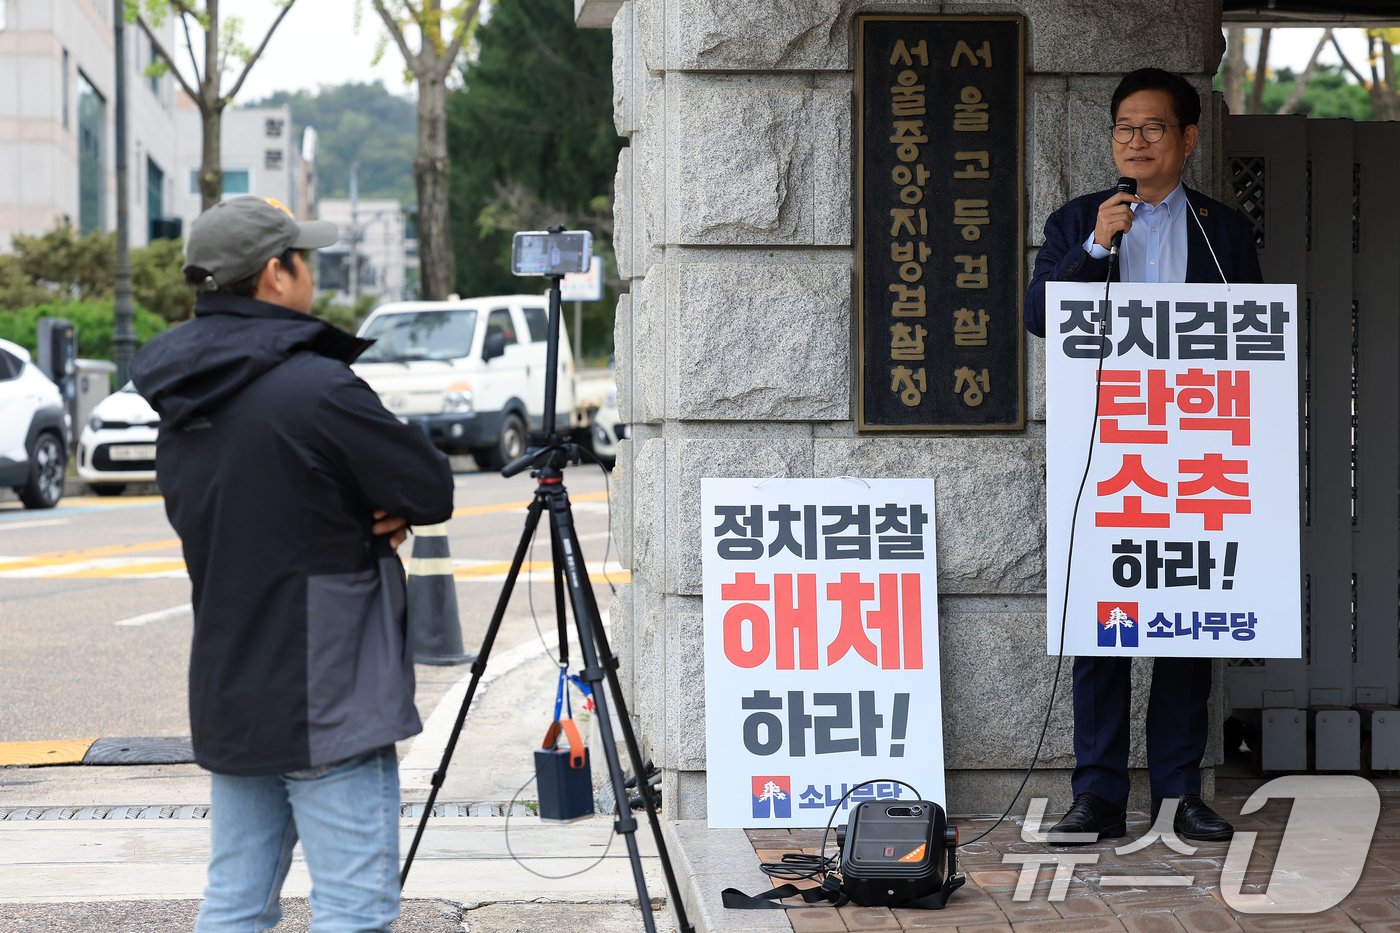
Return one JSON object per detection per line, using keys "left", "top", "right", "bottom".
{"left": 1024, "top": 68, "right": 1263, "bottom": 844}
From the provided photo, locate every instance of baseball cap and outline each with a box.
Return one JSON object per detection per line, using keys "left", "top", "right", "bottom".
{"left": 184, "top": 196, "right": 339, "bottom": 291}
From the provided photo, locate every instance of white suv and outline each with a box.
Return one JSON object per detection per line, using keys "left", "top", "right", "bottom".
{"left": 0, "top": 338, "right": 66, "bottom": 509}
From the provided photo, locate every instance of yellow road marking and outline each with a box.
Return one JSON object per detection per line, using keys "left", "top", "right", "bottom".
{"left": 61, "top": 496, "right": 165, "bottom": 507}
{"left": 0, "top": 738, "right": 97, "bottom": 767}
{"left": 453, "top": 560, "right": 553, "bottom": 578}
{"left": 0, "top": 539, "right": 182, "bottom": 573}
{"left": 49, "top": 559, "right": 189, "bottom": 579}
{"left": 447, "top": 561, "right": 630, "bottom": 586}
{"left": 451, "top": 489, "right": 607, "bottom": 519}
{"left": 591, "top": 570, "right": 630, "bottom": 585}
{"left": 0, "top": 491, "right": 614, "bottom": 578}
{"left": 451, "top": 559, "right": 625, "bottom": 578}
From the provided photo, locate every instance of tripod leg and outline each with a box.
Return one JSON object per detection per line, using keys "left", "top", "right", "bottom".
{"left": 401, "top": 495, "right": 548, "bottom": 889}
{"left": 583, "top": 591, "right": 694, "bottom": 929}
{"left": 550, "top": 511, "right": 570, "bottom": 669}
{"left": 545, "top": 488, "right": 695, "bottom": 933}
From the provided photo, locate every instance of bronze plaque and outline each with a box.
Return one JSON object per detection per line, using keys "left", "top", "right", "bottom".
{"left": 857, "top": 15, "right": 1025, "bottom": 431}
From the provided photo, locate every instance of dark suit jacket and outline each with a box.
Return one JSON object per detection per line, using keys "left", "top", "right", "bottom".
{"left": 1023, "top": 185, "right": 1264, "bottom": 337}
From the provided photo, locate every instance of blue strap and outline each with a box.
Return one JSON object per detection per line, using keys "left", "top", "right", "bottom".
{"left": 552, "top": 666, "right": 573, "bottom": 721}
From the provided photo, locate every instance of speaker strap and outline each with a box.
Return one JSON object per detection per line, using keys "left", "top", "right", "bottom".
{"left": 721, "top": 872, "right": 964, "bottom": 911}
{"left": 720, "top": 877, "right": 848, "bottom": 910}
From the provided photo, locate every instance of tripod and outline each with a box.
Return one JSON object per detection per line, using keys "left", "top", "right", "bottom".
{"left": 399, "top": 254, "right": 694, "bottom": 933}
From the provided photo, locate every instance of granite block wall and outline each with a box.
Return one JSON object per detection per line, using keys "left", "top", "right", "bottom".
{"left": 608, "top": 0, "right": 1227, "bottom": 817}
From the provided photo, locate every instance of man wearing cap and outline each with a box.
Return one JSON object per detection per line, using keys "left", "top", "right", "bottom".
{"left": 132, "top": 196, "right": 455, "bottom": 931}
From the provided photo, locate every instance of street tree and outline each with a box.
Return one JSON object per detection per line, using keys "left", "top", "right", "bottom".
{"left": 1329, "top": 28, "right": 1400, "bottom": 121}
{"left": 1218, "top": 27, "right": 1374, "bottom": 119}
{"left": 127, "top": 0, "right": 301, "bottom": 210}
{"left": 445, "top": 0, "right": 620, "bottom": 352}
{"left": 365, "top": 0, "right": 482, "bottom": 301}
{"left": 1277, "top": 30, "right": 1332, "bottom": 115}
{"left": 1222, "top": 26, "right": 1272, "bottom": 114}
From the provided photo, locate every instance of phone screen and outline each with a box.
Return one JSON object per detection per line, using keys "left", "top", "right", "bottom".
{"left": 511, "top": 231, "right": 592, "bottom": 276}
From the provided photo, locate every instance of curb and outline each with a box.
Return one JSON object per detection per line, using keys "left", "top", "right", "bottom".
{"left": 0, "top": 737, "right": 194, "bottom": 768}
{"left": 59, "top": 480, "right": 162, "bottom": 497}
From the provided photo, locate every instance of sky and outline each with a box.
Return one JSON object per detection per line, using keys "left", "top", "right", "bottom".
{"left": 197, "top": 0, "right": 419, "bottom": 102}
{"left": 208, "top": 5, "right": 1377, "bottom": 104}
{"left": 1242, "top": 26, "right": 1373, "bottom": 77}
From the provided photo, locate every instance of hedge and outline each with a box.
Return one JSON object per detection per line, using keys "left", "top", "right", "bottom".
{"left": 0, "top": 301, "right": 168, "bottom": 362}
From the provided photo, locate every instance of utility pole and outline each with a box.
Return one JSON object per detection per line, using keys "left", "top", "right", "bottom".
{"left": 112, "top": 0, "right": 136, "bottom": 386}
{"left": 348, "top": 160, "right": 359, "bottom": 305}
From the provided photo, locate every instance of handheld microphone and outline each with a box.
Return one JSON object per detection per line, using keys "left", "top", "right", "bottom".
{"left": 1108, "top": 176, "right": 1137, "bottom": 260}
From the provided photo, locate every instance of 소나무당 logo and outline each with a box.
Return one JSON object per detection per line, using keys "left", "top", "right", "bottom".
{"left": 1097, "top": 601, "right": 1139, "bottom": 648}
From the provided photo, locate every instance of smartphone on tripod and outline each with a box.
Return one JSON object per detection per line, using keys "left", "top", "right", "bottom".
{"left": 511, "top": 230, "right": 592, "bottom": 277}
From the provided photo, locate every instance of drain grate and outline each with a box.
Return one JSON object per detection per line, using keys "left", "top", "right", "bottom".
{"left": 0, "top": 801, "right": 536, "bottom": 821}
{"left": 0, "top": 805, "right": 209, "bottom": 821}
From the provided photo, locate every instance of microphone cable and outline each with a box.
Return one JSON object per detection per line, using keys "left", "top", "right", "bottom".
{"left": 961, "top": 202, "right": 1126, "bottom": 846}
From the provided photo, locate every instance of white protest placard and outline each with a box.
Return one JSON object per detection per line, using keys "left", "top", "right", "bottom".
{"left": 1045, "top": 282, "right": 1301, "bottom": 658}
{"left": 701, "top": 478, "right": 944, "bottom": 828}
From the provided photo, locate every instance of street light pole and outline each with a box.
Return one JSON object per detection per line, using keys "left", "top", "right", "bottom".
{"left": 348, "top": 160, "right": 359, "bottom": 305}
{"left": 112, "top": 0, "right": 136, "bottom": 386}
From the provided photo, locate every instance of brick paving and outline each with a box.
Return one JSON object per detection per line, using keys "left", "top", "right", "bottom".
{"left": 742, "top": 785, "right": 1400, "bottom": 932}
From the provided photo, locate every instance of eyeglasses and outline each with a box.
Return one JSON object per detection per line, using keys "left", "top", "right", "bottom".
{"left": 1112, "top": 122, "right": 1178, "bottom": 144}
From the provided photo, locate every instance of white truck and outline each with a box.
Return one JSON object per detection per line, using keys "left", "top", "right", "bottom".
{"left": 352, "top": 296, "right": 612, "bottom": 471}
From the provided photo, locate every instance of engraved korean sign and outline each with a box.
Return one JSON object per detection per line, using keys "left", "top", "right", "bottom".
{"left": 857, "top": 15, "right": 1025, "bottom": 430}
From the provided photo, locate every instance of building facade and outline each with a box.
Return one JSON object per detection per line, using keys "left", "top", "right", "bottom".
{"left": 603, "top": 0, "right": 1232, "bottom": 819}
{"left": 0, "top": 0, "right": 178, "bottom": 251}
{"left": 315, "top": 197, "right": 417, "bottom": 305}
{"left": 169, "top": 99, "right": 304, "bottom": 234}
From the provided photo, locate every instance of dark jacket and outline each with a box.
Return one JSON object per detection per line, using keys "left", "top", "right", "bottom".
{"left": 131, "top": 294, "right": 455, "bottom": 775}
{"left": 1024, "top": 184, "right": 1264, "bottom": 337}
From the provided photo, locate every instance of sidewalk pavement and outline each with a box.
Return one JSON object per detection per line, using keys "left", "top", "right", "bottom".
{"left": 6, "top": 622, "right": 1399, "bottom": 932}
{"left": 715, "top": 780, "right": 1400, "bottom": 933}
{"left": 1, "top": 633, "right": 683, "bottom": 931}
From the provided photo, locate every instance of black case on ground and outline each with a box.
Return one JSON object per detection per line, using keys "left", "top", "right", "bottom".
{"left": 838, "top": 799, "right": 950, "bottom": 907}
{"left": 534, "top": 745, "right": 594, "bottom": 822}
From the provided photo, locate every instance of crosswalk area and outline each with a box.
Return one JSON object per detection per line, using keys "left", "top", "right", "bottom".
{"left": 0, "top": 547, "right": 629, "bottom": 584}
{"left": 0, "top": 487, "right": 628, "bottom": 584}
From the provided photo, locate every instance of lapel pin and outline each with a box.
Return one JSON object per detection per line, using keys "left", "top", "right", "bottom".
{"left": 1199, "top": 207, "right": 1210, "bottom": 217}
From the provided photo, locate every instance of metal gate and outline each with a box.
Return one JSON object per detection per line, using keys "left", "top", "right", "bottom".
{"left": 1225, "top": 115, "right": 1400, "bottom": 772}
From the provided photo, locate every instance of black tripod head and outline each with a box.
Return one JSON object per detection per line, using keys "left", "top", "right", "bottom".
{"left": 501, "top": 430, "right": 585, "bottom": 478}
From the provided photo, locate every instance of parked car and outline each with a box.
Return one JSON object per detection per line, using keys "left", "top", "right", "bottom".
{"left": 0, "top": 338, "right": 66, "bottom": 509}
{"left": 76, "top": 382, "right": 158, "bottom": 495}
{"left": 590, "top": 386, "right": 625, "bottom": 470}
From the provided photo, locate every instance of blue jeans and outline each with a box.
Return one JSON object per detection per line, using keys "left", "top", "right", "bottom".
{"left": 196, "top": 746, "right": 401, "bottom": 933}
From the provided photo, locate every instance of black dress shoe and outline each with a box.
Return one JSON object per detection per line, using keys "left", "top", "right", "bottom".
{"left": 1157, "top": 794, "right": 1234, "bottom": 841}
{"left": 1046, "top": 792, "right": 1127, "bottom": 845}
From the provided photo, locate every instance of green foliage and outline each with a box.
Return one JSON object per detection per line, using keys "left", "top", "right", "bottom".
{"left": 130, "top": 237, "right": 197, "bottom": 323}
{"left": 0, "top": 301, "right": 166, "bottom": 360}
{"left": 0, "top": 253, "right": 51, "bottom": 310}
{"left": 10, "top": 226, "right": 115, "bottom": 299}
{"left": 311, "top": 292, "right": 377, "bottom": 335}
{"left": 1265, "top": 65, "right": 1373, "bottom": 119}
{"left": 447, "top": 0, "right": 622, "bottom": 355}
{"left": 1213, "top": 64, "right": 1374, "bottom": 120}
{"left": 247, "top": 83, "right": 417, "bottom": 202}
{"left": 0, "top": 224, "right": 195, "bottom": 356}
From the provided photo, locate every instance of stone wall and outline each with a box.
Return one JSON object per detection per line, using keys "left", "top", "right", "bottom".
{"left": 608, "top": 0, "right": 1228, "bottom": 818}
